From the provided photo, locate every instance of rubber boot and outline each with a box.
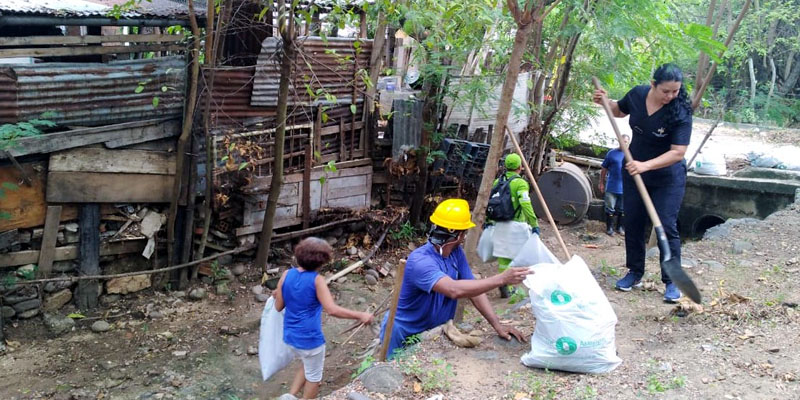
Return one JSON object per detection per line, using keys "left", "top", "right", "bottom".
{"left": 616, "top": 213, "right": 625, "bottom": 235}
{"left": 606, "top": 214, "right": 615, "bottom": 236}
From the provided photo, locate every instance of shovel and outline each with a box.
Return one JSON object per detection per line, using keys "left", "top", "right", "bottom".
{"left": 592, "top": 77, "right": 701, "bottom": 304}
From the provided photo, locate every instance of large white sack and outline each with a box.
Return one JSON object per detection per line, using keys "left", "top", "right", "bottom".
{"left": 509, "top": 233, "right": 559, "bottom": 267}
{"left": 477, "top": 225, "right": 497, "bottom": 263}
{"left": 520, "top": 256, "right": 622, "bottom": 374}
{"left": 492, "top": 220, "right": 530, "bottom": 259}
{"left": 259, "top": 296, "right": 294, "bottom": 381}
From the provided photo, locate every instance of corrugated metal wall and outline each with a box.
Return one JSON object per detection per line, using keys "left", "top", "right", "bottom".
{"left": 0, "top": 56, "right": 186, "bottom": 126}
{"left": 252, "top": 36, "right": 372, "bottom": 106}
{"left": 443, "top": 72, "right": 530, "bottom": 135}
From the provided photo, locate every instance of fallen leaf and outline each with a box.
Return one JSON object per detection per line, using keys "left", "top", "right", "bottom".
{"left": 413, "top": 382, "right": 422, "bottom": 393}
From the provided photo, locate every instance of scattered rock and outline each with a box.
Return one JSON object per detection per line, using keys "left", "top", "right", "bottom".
{"left": 730, "top": 240, "right": 754, "bottom": 254}
{"left": 456, "top": 322, "right": 474, "bottom": 332}
{"left": 646, "top": 247, "right": 659, "bottom": 259}
{"left": 217, "top": 254, "right": 234, "bottom": 265}
{"left": 347, "top": 246, "right": 358, "bottom": 256}
{"left": 43, "top": 289, "right": 72, "bottom": 312}
{"left": 1, "top": 306, "right": 15, "bottom": 318}
{"left": 359, "top": 364, "right": 404, "bottom": 394}
{"left": 701, "top": 344, "right": 716, "bottom": 352}
{"left": 325, "top": 236, "right": 338, "bottom": 246}
{"left": 658, "top": 362, "right": 673, "bottom": 373}
{"left": 149, "top": 311, "right": 164, "bottom": 319}
{"left": 106, "top": 275, "right": 151, "bottom": 295}
{"left": 44, "top": 313, "right": 75, "bottom": 335}
{"left": 365, "top": 269, "right": 379, "bottom": 279}
{"left": 215, "top": 282, "right": 231, "bottom": 296}
{"left": 172, "top": 291, "right": 186, "bottom": 298}
{"left": 493, "top": 335, "right": 527, "bottom": 350}
{"left": 172, "top": 350, "right": 188, "bottom": 358}
{"left": 3, "top": 290, "right": 38, "bottom": 305}
{"left": 17, "top": 308, "right": 40, "bottom": 319}
{"left": 91, "top": 321, "right": 111, "bottom": 333}
{"left": 12, "top": 298, "right": 41, "bottom": 313}
{"left": 231, "top": 263, "right": 246, "bottom": 276}
{"left": 703, "top": 260, "right": 726, "bottom": 272}
{"left": 247, "top": 346, "right": 258, "bottom": 355}
{"left": 682, "top": 259, "right": 698, "bottom": 269}
{"left": 364, "top": 274, "right": 378, "bottom": 286}
{"left": 251, "top": 285, "right": 264, "bottom": 295}
{"left": 347, "top": 392, "right": 374, "bottom": 400}
{"left": 52, "top": 261, "right": 76, "bottom": 272}
{"left": 100, "top": 294, "right": 121, "bottom": 306}
{"left": 355, "top": 297, "right": 366, "bottom": 305}
{"left": 188, "top": 288, "right": 207, "bottom": 301}
{"left": 420, "top": 325, "right": 443, "bottom": 341}
{"left": 44, "top": 280, "right": 74, "bottom": 293}
{"left": 255, "top": 293, "right": 270, "bottom": 302}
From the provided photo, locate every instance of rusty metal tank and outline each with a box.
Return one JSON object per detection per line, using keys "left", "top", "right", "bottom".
{"left": 532, "top": 162, "right": 593, "bottom": 225}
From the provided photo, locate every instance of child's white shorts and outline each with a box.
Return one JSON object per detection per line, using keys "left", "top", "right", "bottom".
{"left": 289, "top": 343, "right": 326, "bottom": 382}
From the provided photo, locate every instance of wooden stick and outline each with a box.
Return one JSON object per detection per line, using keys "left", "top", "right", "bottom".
{"left": 378, "top": 262, "right": 406, "bottom": 361}
{"left": 504, "top": 126, "right": 571, "bottom": 260}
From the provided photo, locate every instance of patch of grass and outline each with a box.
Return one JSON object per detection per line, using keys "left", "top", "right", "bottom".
{"left": 398, "top": 356, "right": 454, "bottom": 392}
{"left": 575, "top": 384, "right": 598, "bottom": 399}
{"left": 506, "top": 371, "right": 558, "bottom": 399}
{"left": 646, "top": 374, "right": 686, "bottom": 395}
{"left": 352, "top": 355, "right": 375, "bottom": 378}
{"left": 764, "top": 292, "right": 786, "bottom": 307}
{"left": 599, "top": 259, "right": 619, "bottom": 277}
{"left": 390, "top": 221, "right": 417, "bottom": 242}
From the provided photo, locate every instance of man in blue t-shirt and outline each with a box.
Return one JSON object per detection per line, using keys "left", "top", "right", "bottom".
{"left": 599, "top": 134, "right": 629, "bottom": 236}
{"left": 379, "top": 199, "right": 532, "bottom": 358}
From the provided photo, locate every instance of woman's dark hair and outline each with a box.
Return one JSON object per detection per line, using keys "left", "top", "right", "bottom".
{"left": 652, "top": 63, "right": 693, "bottom": 125}
{"left": 294, "top": 237, "right": 333, "bottom": 271}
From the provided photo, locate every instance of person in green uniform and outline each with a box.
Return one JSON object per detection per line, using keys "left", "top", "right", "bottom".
{"left": 491, "top": 153, "right": 540, "bottom": 298}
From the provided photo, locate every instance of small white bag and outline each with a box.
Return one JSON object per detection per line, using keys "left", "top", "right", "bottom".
{"left": 477, "top": 225, "right": 497, "bottom": 262}
{"left": 492, "top": 220, "right": 531, "bottom": 259}
{"left": 520, "top": 256, "right": 622, "bottom": 374}
{"left": 259, "top": 296, "right": 294, "bottom": 381}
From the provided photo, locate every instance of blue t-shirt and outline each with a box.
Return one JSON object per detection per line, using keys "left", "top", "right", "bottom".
{"left": 282, "top": 268, "right": 325, "bottom": 349}
{"left": 601, "top": 148, "right": 625, "bottom": 194}
{"left": 379, "top": 242, "right": 475, "bottom": 358}
{"left": 617, "top": 85, "right": 692, "bottom": 186}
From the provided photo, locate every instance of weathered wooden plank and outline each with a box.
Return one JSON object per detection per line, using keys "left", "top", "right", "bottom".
{"left": 1, "top": 119, "right": 178, "bottom": 158}
{"left": 49, "top": 148, "right": 177, "bottom": 175}
{"left": 0, "top": 162, "right": 78, "bottom": 231}
{"left": 0, "top": 34, "right": 185, "bottom": 47}
{"left": 319, "top": 121, "right": 364, "bottom": 135}
{"left": 76, "top": 204, "right": 100, "bottom": 309}
{"left": 327, "top": 194, "right": 368, "bottom": 209}
{"left": 241, "top": 162, "right": 372, "bottom": 193}
{"left": 46, "top": 172, "right": 173, "bottom": 203}
{"left": 0, "top": 44, "right": 185, "bottom": 58}
{"left": 0, "top": 240, "right": 146, "bottom": 268}
{"left": 303, "top": 142, "right": 312, "bottom": 229}
{"left": 235, "top": 216, "right": 303, "bottom": 236}
{"left": 37, "top": 206, "right": 63, "bottom": 277}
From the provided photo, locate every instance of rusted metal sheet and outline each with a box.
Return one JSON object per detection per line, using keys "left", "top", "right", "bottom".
{"left": 0, "top": 56, "right": 185, "bottom": 126}
{"left": 0, "top": 0, "right": 207, "bottom": 18}
{"left": 252, "top": 36, "right": 372, "bottom": 106}
{"left": 203, "top": 67, "right": 275, "bottom": 125}
{"left": 391, "top": 99, "right": 423, "bottom": 159}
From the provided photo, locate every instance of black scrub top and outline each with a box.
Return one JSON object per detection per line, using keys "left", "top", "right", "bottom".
{"left": 617, "top": 85, "right": 692, "bottom": 186}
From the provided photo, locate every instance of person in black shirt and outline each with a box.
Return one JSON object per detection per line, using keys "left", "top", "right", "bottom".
{"left": 592, "top": 63, "right": 693, "bottom": 303}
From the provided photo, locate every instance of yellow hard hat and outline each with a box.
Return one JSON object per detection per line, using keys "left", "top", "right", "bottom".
{"left": 429, "top": 199, "right": 476, "bottom": 231}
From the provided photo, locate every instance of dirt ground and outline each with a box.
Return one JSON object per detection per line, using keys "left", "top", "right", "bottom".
{"left": 2, "top": 202, "right": 800, "bottom": 400}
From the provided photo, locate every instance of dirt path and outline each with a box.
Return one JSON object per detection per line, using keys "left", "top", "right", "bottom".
{"left": 2, "top": 205, "right": 799, "bottom": 399}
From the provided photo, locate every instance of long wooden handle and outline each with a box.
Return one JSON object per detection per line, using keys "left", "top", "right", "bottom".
{"left": 504, "top": 126, "right": 570, "bottom": 261}
{"left": 378, "top": 262, "right": 406, "bottom": 361}
{"left": 591, "top": 77, "right": 663, "bottom": 230}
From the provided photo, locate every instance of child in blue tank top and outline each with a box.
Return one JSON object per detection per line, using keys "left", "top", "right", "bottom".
{"left": 275, "top": 237, "right": 373, "bottom": 399}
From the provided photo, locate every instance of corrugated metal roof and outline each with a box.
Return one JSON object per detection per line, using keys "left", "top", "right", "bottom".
{"left": 0, "top": 0, "right": 206, "bottom": 18}
{"left": 252, "top": 36, "right": 373, "bottom": 106}
{"left": 0, "top": 56, "right": 186, "bottom": 126}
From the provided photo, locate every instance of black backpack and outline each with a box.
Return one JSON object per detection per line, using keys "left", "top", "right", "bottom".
{"left": 486, "top": 173, "right": 521, "bottom": 221}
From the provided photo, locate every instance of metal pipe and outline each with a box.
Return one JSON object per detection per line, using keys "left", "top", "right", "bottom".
{"left": 0, "top": 15, "right": 195, "bottom": 27}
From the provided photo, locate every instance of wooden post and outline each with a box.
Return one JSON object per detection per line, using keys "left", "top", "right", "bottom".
{"left": 37, "top": 205, "right": 62, "bottom": 277}
{"left": 75, "top": 204, "right": 100, "bottom": 310}
{"left": 302, "top": 137, "right": 312, "bottom": 230}
{"left": 378, "top": 262, "right": 406, "bottom": 361}
{"left": 339, "top": 119, "right": 346, "bottom": 160}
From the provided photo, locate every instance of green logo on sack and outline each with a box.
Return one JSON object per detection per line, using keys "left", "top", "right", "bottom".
{"left": 555, "top": 337, "right": 578, "bottom": 355}
{"left": 550, "top": 290, "right": 572, "bottom": 305}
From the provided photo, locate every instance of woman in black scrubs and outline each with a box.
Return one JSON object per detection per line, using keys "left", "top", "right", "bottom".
{"left": 592, "top": 63, "right": 693, "bottom": 303}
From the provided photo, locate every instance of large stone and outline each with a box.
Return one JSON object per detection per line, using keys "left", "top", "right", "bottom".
{"left": 52, "top": 261, "right": 76, "bottom": 272}
{"left": 231, "top": 263, "right": 246, "bottom": 276}
{"left": 3, "top": 291, "right": 38, "bottom": 305}
{"left": 730, "top": 240, "right": 754, "bottom": 254}
{"left": 703, "top": 260, "right": 726, "bottom": 272}
{"left": 44, "top": 279, "right": 75, "bottom": 293}
{"left": 43, "top": 289, "right": 72, "bottom": 312}
{"left": 91, "top": 321, "right": 111, "bottom": 333}
{"left": 188, "top": 288, "right": 207, "bottom": 301}
{"left": 44, "top": 313, "right": 75, "bottom": 335}
{"left": 347, "top": 246, "right": 358, "bottom": 256}
{"left": 215, "top": 282, "right": 231, "bottom": 296}
{"left": 358, "top": 364, "right": 404, "bottom": 394}
{"left": 364, "top": 274, "right": 378, "bottom": 286}
{"left": 12, "top": 299, "right": 41, "bottom": 313}
{"left": 106, "top": 275, "right": 151, "bottom": 295}
{"left": 1, "top": 306, "right": 15, "bottom": 318}
{"left": 100, "top": 294, "right": 121, "bottom": 306}
{"left": 347, "top": 392, "right": 374, "bottom": 400}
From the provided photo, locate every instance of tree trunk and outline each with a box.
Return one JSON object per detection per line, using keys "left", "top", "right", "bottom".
{"left": 779, "top": 53, "right": 800, "bottom": 95}
{"left": 464, "top": 21, "right": 534, "bottom": 265}
{"left": 196, "top": 0, "right": 217, "bottom": 262}
{"left": 75, "top": 204, "right": 100, "bottom": 310}
{"left": 409, "top": 77, "right": 439, "bottom": 226}
{"left": 748, "top": 57, "right": 756, "bottom": 106}
{"left": 255, "top": 2, "right": 294, "bottom": 272}
{"left": 765, "top": 57, "right": 776, "bottom": 116}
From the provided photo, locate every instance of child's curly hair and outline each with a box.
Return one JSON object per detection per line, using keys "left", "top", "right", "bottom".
{"left": 294, "top": 237, "right": 333, "bottom": 271}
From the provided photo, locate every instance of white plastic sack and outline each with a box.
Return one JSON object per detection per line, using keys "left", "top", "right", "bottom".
{"left": 694, "top": 149, "right": 727, "bottom": 176}
{"left": 259, "top": 296, "right": 294, "bottom": 381}
{"left": 748, "top": 151, "right": 782, "bottom": 169}
{"left": 509, "top": 233, "right": 559, "bottom": 267}
{"left": 477, "top": 225, "right": 497, "bottom": 263}
{"left": 492, "top": 220, "right": 531, "bottom": 259}
{"left": 520, "top": 256, "right": 622, "bottom": 374}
